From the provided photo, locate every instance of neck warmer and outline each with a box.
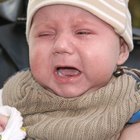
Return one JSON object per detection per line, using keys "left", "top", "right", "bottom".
{"left": 2, "top": 68, "right": 140, "bottom": 140}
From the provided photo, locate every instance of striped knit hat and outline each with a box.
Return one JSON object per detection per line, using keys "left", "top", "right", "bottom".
{"left": 26, "top": 0, "right": 133, "bottom": 51}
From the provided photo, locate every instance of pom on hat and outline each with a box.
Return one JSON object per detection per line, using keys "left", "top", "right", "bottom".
{"left": 26, "top": 0, "right": 133, "bottom": 51}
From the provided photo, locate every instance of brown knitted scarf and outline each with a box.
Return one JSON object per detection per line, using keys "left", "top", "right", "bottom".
{"left": 2, "top": 68, "right": 140, "bottom": 140}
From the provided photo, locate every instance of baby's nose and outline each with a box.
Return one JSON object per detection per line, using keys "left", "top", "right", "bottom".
{"left": 53, "top": 33, "right": 75, "bottom": 55}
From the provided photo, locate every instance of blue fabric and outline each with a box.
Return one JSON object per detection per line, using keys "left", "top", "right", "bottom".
{"left": 128, "top": 111, "right": 140, "bottom": 124}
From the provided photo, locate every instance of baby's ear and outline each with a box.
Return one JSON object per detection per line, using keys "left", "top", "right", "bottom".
{"left": 117, "top": 38, "right": 129, "bottom": 65}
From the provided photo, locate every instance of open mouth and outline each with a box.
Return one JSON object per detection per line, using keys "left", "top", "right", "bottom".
{"left": 56, "top": 67, "right": 81, "bottom": 78}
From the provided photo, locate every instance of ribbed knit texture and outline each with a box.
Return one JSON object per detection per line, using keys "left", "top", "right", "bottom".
{"left": 26, "top": 0, "right": 133, "bottom": 51}
{"left": 2, "top": 69, "right": 140, "bottom": 140}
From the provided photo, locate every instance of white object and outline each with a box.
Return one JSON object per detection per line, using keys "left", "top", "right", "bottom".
{"left": 0, "top": 106, "right": 26, "bottom": 140}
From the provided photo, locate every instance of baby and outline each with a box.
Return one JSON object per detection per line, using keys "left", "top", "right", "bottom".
{"left": 1, "top": 0, "right": 140, "bottom": 139}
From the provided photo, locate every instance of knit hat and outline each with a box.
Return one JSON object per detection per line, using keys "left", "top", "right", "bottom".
{"left": 26, "top": 0, "right": 133, "bottom": 51}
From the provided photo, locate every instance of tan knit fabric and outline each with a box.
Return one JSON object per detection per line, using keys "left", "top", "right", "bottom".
{"left": 26, "top": 0, "right": 133, "bottom": 51}
{"left": 2, "top": 69, "right": 140, "bottom": 140}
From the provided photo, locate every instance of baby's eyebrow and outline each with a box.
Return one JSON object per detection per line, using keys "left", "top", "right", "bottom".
{"left": 72, "top": 17, "right": 104, "bottom": 28}
{"left": 32, "top": 20, "right": 59, "bottom": 29}
{"left": 73, "top": 19, "right": 93, "bottom": 25}
{"left": 31, "top": 22, "right": 55, "bottom": 32}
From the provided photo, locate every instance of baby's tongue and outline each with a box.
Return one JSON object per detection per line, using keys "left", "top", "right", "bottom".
{"left": 57, "top": 67, "right": 80, "bottom": 77}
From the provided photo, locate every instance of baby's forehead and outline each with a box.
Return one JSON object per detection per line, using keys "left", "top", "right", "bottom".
{"left": 33, "top": 4, "right": 95, "bottom": 18}
{"left": 32, "top": 5, "right": 106, "bottom": 25}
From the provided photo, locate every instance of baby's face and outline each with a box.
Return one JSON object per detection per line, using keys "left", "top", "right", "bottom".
{"left": 29, "top": 5, "right": 127, "bottom": 97}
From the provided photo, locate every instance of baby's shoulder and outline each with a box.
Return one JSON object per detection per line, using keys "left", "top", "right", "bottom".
{"left": 3, "top": 68, "right": 31, "bottom": 88}
{"left": 2, "top": 68, "right": 32, "bottom": 106}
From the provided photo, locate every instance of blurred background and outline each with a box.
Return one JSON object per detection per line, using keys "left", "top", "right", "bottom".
{"left": 0, "top": 0, "right": 29, "bottom": 88}
{"left": 0, "top": 0, "right": 140, "bottom": 88}
{"left": 125, "top": 0, "right": 140, "bottom": 69}
{"left": 129, "top": 0, "right": 140, "bottom": 28}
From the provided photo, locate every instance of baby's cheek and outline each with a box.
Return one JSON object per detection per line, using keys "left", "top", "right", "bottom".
{"left": 30, "top": 50, "right": 45, "bottom": 68}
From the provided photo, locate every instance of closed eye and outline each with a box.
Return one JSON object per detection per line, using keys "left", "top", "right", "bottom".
{"left": 76, "top": 29, "right": 92, "bottom": 36}
{"left": 38, "top": 31, "right": 56, "bottom": 39}
{"left": 39, "top": 32, "right": 55, "bottom": 37}
{"left": 77, "top": 31, "right": 91, "bottom": 35}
